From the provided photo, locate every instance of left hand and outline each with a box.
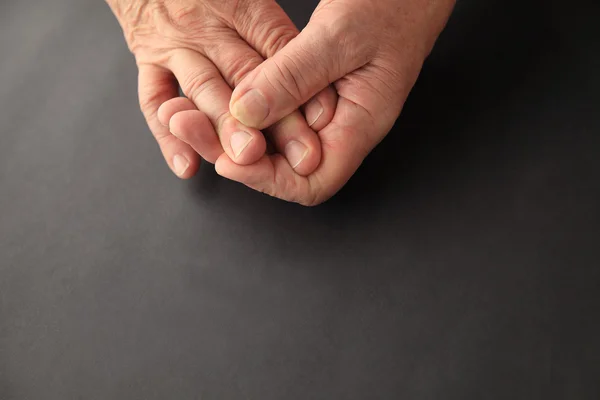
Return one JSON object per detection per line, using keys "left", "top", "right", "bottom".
{"left": 106, "top": 0, "right": 336, "bottom": 178}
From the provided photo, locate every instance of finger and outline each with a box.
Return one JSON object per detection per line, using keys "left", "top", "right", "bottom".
{"left": 216, "top": 154, "right": 313, "bottom": 204}
{"left": 239, "top": 2, "right": 340, "bottom": 132}
{"left": 302, "top": 86, "right": 338, "bottom": 132}
{"left": 167, "top": 50, "right": 266, "bottom": 165}
{"left": 160, "top": 87, "right": 324, "bottom": 174}
{"left": 169, "top": 110, "right": 223, "bottom": 164}
{"left": 204, "top": 36, "right": 330, "bottom": 174}
{"left": 204, "top": 35, "right": 266, "bottom": 89}
{"left": 158, "top": 98, "right": 223, "bottom": 163}
{"left": 263, "top": 110, "right": 322, "bottom": 176}
{"left": 216, "top": 97, "right": 375, "bottom": 206}
{"left": 138, "top": 64, "right": 200, "bottom": 179}
{"left": 236, "top": 1, "right": 340, "bottom": 132}
{"left": 230, "top": 21, "right": 372, "bottom": 130}
{"left": 157, "top": 97, "right": 197, "bottom": 126}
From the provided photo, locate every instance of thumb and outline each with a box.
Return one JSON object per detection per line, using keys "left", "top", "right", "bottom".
{"left": 230, "top": 21, "right": 369, "bottom": 129}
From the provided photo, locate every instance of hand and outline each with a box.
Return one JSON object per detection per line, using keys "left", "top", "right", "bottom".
{"left": 106, "top": 0, "right": 336, "bottom": 178}
{"left": 211, "top": 0, "right": 456, "bottom": 205}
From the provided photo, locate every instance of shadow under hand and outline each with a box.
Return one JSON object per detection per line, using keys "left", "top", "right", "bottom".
{"left": 185, "top": 0, "right": 559, "bottom": 236}
{"left": 330, "top": 0, "right": 560, "bottom": 209}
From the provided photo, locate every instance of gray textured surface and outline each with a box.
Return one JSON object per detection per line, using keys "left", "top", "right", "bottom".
{"left": 1, "top": 0, "right": 599, "bottom": 399}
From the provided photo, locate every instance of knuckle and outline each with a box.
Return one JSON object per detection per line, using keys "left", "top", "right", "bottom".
{"left": 324, "top": 18, "right": 351, "bottom": 44}
{"left": 138, "top": 95, "right": 158, "bottom": 118}
{"left": 309, "top": 13, "right": 354, "bottom": 49}
{"left": 164, "top": 4, "right": 203, "bottom": 34}
{"left": 316, "top": 7, "right": 365, "bottom": 46}
{"left": 263, "top": 27, "right": 297, "bottom": 55}
{"left": 154, "top": 131, "right": 171, "bottom": 144}
{"left": 213, "top": 110, "right": 231, "bottom": 135}
{"left": 317, "top": 17, "right": 375, "bottom": 69}
{"left": 265, "top": 58, "right": 304, "bottom": 103}
{"left": 234, "top": 0, "right": 297, "bottom": 56}
{"left": 138, "top": 89, "right": 162, "bottom": 120}
{"left": 180, "top": 67, "right": 220, "bottom": 101}
{"left": 226, "top": 55, "right": 261, "bottom": 87}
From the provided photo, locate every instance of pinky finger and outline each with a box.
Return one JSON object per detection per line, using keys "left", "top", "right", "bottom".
{"left": 138, "top": 64, "right": 200, "bottom": 178}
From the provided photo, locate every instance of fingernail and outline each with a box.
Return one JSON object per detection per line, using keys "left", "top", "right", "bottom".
{"left": 231, "top": 89, "right": 269, "bottom": 128}
{"left": 305, "top": 99, "right": 324, "bottom": 127}
{"left": 285, "top": 140, "right": 308, "bottom": 169}
{"left": 173, "top": 154, "right": 189, "bottom": 176}
{"left": 230, "top": 131, "right": 253, "bottom": 158}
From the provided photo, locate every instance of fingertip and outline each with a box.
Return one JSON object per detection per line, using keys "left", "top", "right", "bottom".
{"left": 136, "top": 65, "right": 200, "bottom": 179}
{"left": 172, "top": 153, "right": 193, "bottom": 179}
{"left": 304, "top": 86, "right": 337, "bottom": 132}
{"left": 265, "top": 113, "right": 322, "bottom": 177}
{"left": 162, "top": 140, "right": 201, "bottom": 179}
{"left": 229, "top": 67, "right": 259, "bottom": 105}
{"left": 157, "top": 97, "right": 197, "bottom": 127}
{"left": 218, "top": 116, "right": 267, "bottom": 166}
{"left": 229, "top": 129, "right": 267, "bottom": 165}
{"left": 168, "top": 109, "right": 208, "bottom": 138}
{"left": 157, "top": 103, "right": 169, "bottom": 126}
{"left": 214, "top": 153, "right": 230, "bottom": 177}
{"left": 284, "top": 139, "right": 320, "bottom": 177}
{"left": 230, "top": 89, "right": 270, "bottom": 129}
{"left": 229, "top": 69, "right": 268, "bottom": 129}
{"left": 305, "top": 100, "right": 324, "bottom": 128}
{"left": 168, "top": 110, "right": 223, "bottom": 164}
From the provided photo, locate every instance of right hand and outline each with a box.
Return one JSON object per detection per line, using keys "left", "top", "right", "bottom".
{"left": 215, "top": 0, "right": 455, "bottom": 205}
{"left": 106, "top": 0, "right": 336, "bottom": 178}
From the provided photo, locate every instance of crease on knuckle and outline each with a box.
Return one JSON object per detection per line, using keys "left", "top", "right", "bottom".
{"left": 321, "top": 17, "right": 374, "bottom": 71}
{"left": 265, "top": 59, "right": 304, "bottom": 103}
{"left": 163, "top": 3, "right": 203, "bottom": 34}
{"left": 227, "top": 56, "right": 261, "bottom": 87}
{"left": 263, "top": 26, "right": 297, "bottom": 56}
{"left": 234, "top": 1, "right": 297, "bottom": 56}
{"left": 213, "top": 110, "right": 231, "bottom": 135}
{"left": 154, "top": 130, "right": 171, "bottom": 143}
{"left": 181, "top": 67, "right": 220, "bottom": 101}
{"left": 138, "top": 86, "right": 167, "bottom": 121}
{"left": 138, "top": 94, "right": 159, "bottom": 120}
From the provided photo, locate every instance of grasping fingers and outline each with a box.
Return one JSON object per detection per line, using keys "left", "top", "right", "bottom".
{"left": 214, "top": 97, "right": 377, "bottom": 206}
{"left": 109, "top": 0, "right": 340, "bottom": 178}
{"left": 167, "top": 50, "right": 267, "bottom": 166}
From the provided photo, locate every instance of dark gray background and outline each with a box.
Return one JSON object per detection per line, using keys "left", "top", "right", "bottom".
{"left": 1, "top": 0, "right": 599, "bottom": 399}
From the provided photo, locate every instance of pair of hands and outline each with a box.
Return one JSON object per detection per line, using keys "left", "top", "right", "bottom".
{"left": 107, "top": 0, "right": 455, "bottom": 205}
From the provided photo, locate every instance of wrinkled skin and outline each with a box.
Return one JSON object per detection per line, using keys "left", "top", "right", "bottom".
{"left": 106, "top": 0, "right": 337, "bottom": 178}
{"left": 108, "top": 0, "right": 455, "bottom": 205}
